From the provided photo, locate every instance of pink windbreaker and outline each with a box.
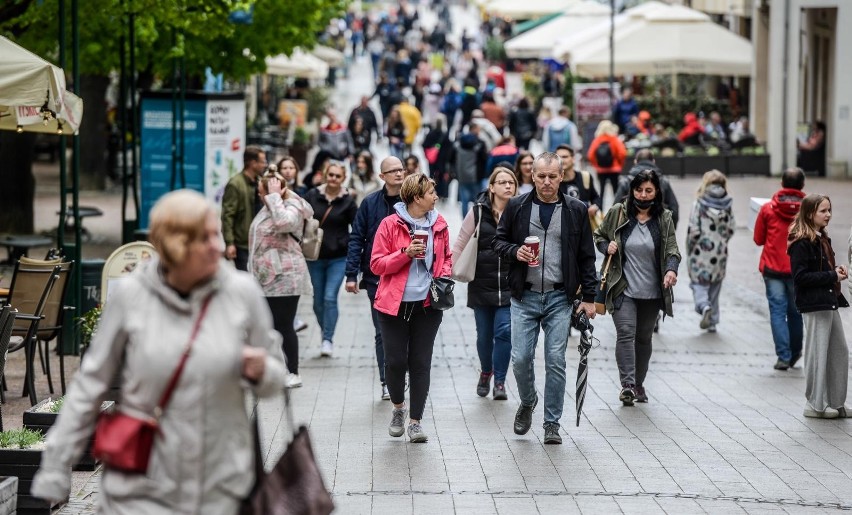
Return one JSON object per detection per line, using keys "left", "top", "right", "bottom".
{"left": 370, "top": 213, "right": 452, "bottom": 315}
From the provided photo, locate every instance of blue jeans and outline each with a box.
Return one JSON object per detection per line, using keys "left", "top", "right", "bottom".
{"left": 511, "top": 290, "right": 571, "bottom": 425}
{"left": 764, "top": 276, "right": 803, "bottom": 362}
{"left": 458, "top": 182, "right": 480, "bottom": 218}
{"left": 472, "top": 306, "right": 512, "bottom": 382}
{"left": 306, "top": 257, "right": 347, "bottom": 342}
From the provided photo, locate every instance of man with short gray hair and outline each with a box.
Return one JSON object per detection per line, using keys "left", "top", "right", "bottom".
{"left": 493, "top": 152, "right": 598, "bottom": 444}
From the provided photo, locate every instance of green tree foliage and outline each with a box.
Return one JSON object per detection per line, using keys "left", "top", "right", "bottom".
{"left": 1, "top": 0, "right": 347, "bottom": 81}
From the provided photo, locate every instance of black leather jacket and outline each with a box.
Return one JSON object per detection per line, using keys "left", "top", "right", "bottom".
{"left": 492, "top": 191, "right": 598, "bottom": 302}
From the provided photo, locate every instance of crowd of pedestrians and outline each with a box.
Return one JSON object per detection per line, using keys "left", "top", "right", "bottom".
{"left": 221, "top": 1, "right": 849, "bottom": 442}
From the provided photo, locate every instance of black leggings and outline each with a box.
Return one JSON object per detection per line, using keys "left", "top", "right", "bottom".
{"left": 378, "top": 302, "right": 443, "bottom": 420}
{"left": 267, "top": 296, "right": 300, "bottom": 374}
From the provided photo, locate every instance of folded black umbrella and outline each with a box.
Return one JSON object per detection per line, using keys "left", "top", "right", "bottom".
{"left": 571, "top": 300, "right": 596, "bottom": 427}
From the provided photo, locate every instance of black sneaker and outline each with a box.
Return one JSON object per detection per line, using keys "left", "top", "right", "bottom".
{"left": 635, "top": 385, "right": 648, "bottom": 403}
{"left": 493, "top": 381, "right": 508, "bottom": 400}
{"left": 774, "top": 359, "right": 790, "bottom": 371}
{"left": 513, "top": 396, "right": 538, "bottom": 435}
{"left": 789, "top": 353, "right": 802, "bottom": 368}
{"left": 543, "top": 423, "right": 562, "bottom": 444}
{"left": 476, "top": 372, "right": 493, "bottom": 397}
{"left": 619, "top": 384, "right": 636, "bottom": 406}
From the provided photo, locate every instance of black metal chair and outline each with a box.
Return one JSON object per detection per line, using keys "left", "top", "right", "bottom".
{"left": 0, "top": 304, "right": 18, "bottom": 431}
{"left": 4, "top": 262, "right": 63, "bottom": 405}
{"left": 14, "top": 257, "right": 75, "bottom": 395}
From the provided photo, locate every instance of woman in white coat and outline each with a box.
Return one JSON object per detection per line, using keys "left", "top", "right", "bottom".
{"left": 32, "top": 189, "right": 288, "bottom": 514}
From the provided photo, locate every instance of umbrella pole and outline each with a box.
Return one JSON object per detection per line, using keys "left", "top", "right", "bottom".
{"left": 672, "top": 73, "right": 679, "bottom": 98}
{"left": 58, "top": 0, "right": 67, "bottom": 250}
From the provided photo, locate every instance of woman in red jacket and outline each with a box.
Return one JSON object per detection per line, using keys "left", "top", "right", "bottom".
{"left": 370, "top": 173, "right": 452, "bottom": 443}
{"left": 587, "top": 120, "right": 627, "bottom": 206}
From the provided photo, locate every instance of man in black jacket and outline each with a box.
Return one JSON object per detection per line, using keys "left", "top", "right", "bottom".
{"left": 344, "top": 156, "right": 407, "bottom": 401}
{"left": 492, "top": 152, "right": 598, "bottom": 444}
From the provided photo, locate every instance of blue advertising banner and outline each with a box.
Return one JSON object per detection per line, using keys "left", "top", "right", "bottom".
{"left": 139, "top": 98, "right": 206, "bottom": 227}
{"left": 139, "top": 92, "right": 245, "bottom": 228}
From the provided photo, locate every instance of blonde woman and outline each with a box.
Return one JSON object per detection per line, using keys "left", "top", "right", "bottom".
{"left": 304, "top": 161, "right": 358, "bottom": 357}
{"left": 32, "top": 190, "right": 287, "bottom": 513}
{"left": 687, "top": 170, "right": 735, "bottom": 333}
{"left": 452, "top": 167, "right": 517, "bottom": 400}
{"left": 249, "top": 169, "right": 314, "bottom": 387}
{"left": 788, "top": 194, "right": 849, "bottom": 418}
{"left": 370, "top": 173, "right": 452, "bottom": 443}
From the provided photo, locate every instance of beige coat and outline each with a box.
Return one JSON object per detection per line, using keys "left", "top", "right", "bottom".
{"left": 31, "top": 258, "right": 288, "bottom": 515}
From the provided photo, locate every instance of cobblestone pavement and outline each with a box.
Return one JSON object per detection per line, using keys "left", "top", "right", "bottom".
{"left": 41, "top": 3, "right": 852, "bottom": 514}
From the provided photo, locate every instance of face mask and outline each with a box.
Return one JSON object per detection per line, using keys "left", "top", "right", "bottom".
{"left": 634, "top": 198, "right": 654, "bottom": 210}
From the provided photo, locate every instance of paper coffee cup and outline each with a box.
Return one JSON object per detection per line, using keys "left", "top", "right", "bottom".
{"left": 412, "top": 230, "right": 428, "bottom": 259}
{"left": 524, "top": 236, "right": 540, "bottom": 267}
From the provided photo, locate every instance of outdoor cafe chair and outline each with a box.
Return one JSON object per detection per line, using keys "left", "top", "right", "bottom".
{"left": 4, "top": 260, "right": 66, "bottom": 406}
{"left": 0, "top": 304, "right": 18, "bottom": 431}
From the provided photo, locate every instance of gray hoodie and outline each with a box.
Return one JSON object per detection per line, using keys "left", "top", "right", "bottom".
{"left": 394, "top": 202, "right": 438, "bottom": 302}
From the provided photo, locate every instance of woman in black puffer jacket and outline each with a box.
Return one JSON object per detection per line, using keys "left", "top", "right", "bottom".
{"left": 788, "top": 194, "right": 849, "bottom": 419}
{"left": 304, "top": 162, "right": 358, "bottom": 358}
{"left": 452, "top": 167, "right": 517, "bottom": 400}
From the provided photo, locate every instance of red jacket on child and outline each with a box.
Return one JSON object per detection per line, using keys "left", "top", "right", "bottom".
{"left": 753, "top": 188, "right": 806, "bottom": 276}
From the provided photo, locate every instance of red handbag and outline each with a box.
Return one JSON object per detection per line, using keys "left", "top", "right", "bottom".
{"left": 92, "top": 295, "right": 213, "bottom": 474}
{"left": 424, "top": 146, "right": 440, "bottom": 165}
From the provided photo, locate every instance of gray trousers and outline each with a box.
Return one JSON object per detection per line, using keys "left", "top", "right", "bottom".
{"left": 690, "top": 280, "right": 722, "bottom": 326}
{"left": 803, "top": 310, "right": 849, "bottom": 411}
{"left": 611, "top": 296, "right": 659, "bottom": 386}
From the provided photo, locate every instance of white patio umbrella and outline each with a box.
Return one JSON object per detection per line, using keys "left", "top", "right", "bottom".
{"left": 554, "top": 1, "right": 668, "bottom": 64}
{"left": 567, "top": 3, "right": 753, "bottom": 77}
{"left": 505, "top": 1, "right": 611, "bottom": 59}
{"left": 311, "top": 45, "right": 345, "bottom": 67}
{"left": 487, "top": 0, "right": 579, "bottom": 20}
{"left": 0, "top": 35, "right": 83, "bottom": 134}
{"left": 265, "top": 49, "right": 329, "bottom": 79}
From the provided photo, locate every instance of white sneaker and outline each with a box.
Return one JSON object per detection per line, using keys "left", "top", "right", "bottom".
{"left": 320, "top": 340, "right": 334, "bottom": 357}
{"left": 381, "top": 384, "right": 390, "bottom": 401}
{"left": 700, "top": 306, "right": 713, "bottom": 330}
{"left": 287, "top": 374, "right": 303, "bottom": 388}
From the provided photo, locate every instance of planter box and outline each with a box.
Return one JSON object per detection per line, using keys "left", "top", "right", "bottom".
{"left": 23, "top": 400, "right": 113, "bottom": 471}
{"left": 0, "top": 448, "right": 63, "bottom": 515}
{"left": 653, "top": 156, "right": 683, "bottom": 177}
{"left": 0, "top": 477, "right": 17, "bottom": 515}
{"left": 727, "top": 154, "right": 771, "bottom": 176}
{"left": 682, "top": 155, "right": 726, "bottom": 176}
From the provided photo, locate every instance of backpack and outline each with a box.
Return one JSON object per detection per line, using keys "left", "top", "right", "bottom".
{"left": 595, "top": 141, "right": 614, "bottom": 168}
{"left": 547, "top": 125, "right": 571, "bottom": 152}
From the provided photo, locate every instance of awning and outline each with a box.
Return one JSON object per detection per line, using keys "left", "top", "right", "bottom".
{"left": 0, "top": 35, "right": 83, "bottom": 134}
{"left": 265, "top": 49, "right": 329, "bottom": 79}
{"left": 505, "top": 1, "right": 611, "bottom": 59}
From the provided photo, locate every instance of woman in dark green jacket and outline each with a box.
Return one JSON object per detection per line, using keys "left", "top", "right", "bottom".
{"left": 594, "top": 169, "right": 680, "bottom": 406}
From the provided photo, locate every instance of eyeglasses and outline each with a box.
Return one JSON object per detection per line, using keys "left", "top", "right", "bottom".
{"left": 382, "top": 168, "right": 405, "bottom": 175}
{"left": 493, "top": 180, "right": 516, "bottom": 186}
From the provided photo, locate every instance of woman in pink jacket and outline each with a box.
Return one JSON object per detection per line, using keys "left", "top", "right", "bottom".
{"left": 370, "top": 173, "right": 452, "bottom": 443}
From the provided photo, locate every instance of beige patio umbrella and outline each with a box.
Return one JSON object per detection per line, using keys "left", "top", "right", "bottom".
{"left": 311, "top": 45, "right": 345, "bottom": 67}
{"left": 567, "top": 3, "right": 753, "bottom": 77}
{"left": 505, "top": 1, "right": 611, "bottom": 59}
{"left": 0, "top": 35, "right": 83, "bottom": 134}
{"left": 265, "top": 49, "right": 329, "bottom": 79}
{"left": 554, "top": 1, "right": 668, "bottom": 64}
{"left": 487, "top": 0, "right": 579, "bottom": 20}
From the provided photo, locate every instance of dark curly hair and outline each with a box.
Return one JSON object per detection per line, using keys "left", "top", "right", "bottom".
{"left": 626, "top": 169, "right": 664, "bottom": 218}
